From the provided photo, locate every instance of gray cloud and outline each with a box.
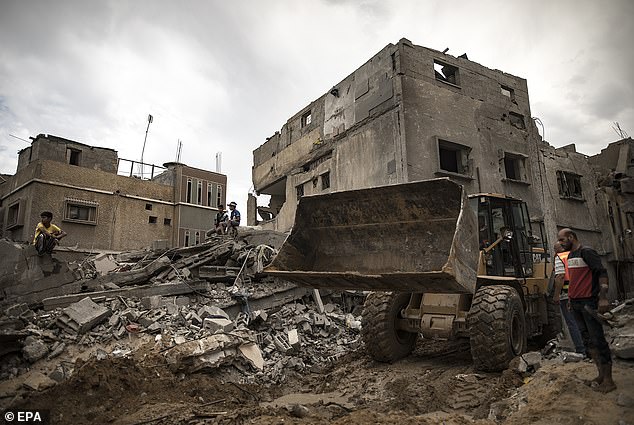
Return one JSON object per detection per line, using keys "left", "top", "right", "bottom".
{"left": 1, "top": 0, "right": 632, "bottom": 210}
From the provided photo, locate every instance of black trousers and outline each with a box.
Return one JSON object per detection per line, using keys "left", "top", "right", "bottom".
{"left": 35, "top": 233, "right": 57, "bottom": 255}
{"left": 570, "top": 298, "right": 612, "bottom": 365}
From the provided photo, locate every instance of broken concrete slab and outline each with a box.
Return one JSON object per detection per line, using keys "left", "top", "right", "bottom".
{"left": 56, "top": 297, "right": 111, "bottom": 334}
{"left": 203, "top": 318, "right": 234, "bottom": 334}
{"left": 612, "top": 334, "right": 634, "bottom": 359}
{"left": 42, "top": 280, "right": 212, "bottom": 310}
{"left": 199, "top": 266, "right": 241, "bottom": 281}
{"left": 93, "top": 253, "right": 118, "bottom": 275}
{"left": 239, "top": 343, "right": 264, "bottom": 370}
{"left": 164, "top": 333, "right": 242, "bottom": 373}
{"left": 22, "top": 371, "right": 57, "bottom": 391}
{"left": 22, "top": 336, "right": 49, "bottom": 363}
{"left": 518, "top": 352, "right": 542, "bottom": 373}
{"left": 198, "top": 305, "right": 230, "bottom": 320}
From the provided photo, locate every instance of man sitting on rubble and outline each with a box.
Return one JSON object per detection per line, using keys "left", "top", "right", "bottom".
{"left": 33, "top": 211, "right": 67, "bottom": 255}
{"left": 222, "top": 201, "right": 241, "bottom": 234}
{"left": 214, "top": 204, "right": 229, "bottom": 235}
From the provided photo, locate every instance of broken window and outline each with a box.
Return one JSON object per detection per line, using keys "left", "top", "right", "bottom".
{"left": 434, "top": 60, "right": 459, "bottom": 86}
{"left": 67, "top": 148, "right": 81, "bottom": 166}
{"left": 509, "top": 112, "right": 526, "bottom": 130}
{"left": 195, "top": 231, "right": 200, "bottom": 245}
{"left": 164, "top": 218, "right": 172, "bottom": 226}
{"left": 207, "top": 183, "right": 212, "bottom": 207}
{"left": 197, "top": 181, "right": 203, "bottom": 205}
{"left": 145, "top": 203, "right": 152, "bottom": 211}
{"left": 301, "top": 110, "right": 312, "bottom": 127}
{"left": 321, "top": 172, "right": 331, "bottom": 190}
{"left": 557, "top": 171, "right": 583, "bottom": 199}
{"left": 64, "top": 199, "right": 98, "bottom": 224}
{"left": 504, "top": 153, "right": 526, "bottom": 181}
{"left": 438, "top": 139, "right": 471, "bottom": 176}
{"left": 184, "top": 230, "right": 190, "bottom": 247}
{"left": 501, "top": 85, "right": 515, "bottom": 101}
{"left": 296, "top": 183, "right": 304, "bottom": 199}
{"left": 217, "top": 185, "right": 222, "bottom": 207}
{"left": 186, "top": 179, "right": 192, "bottom": 203}
{"left": 148, "top": 216, "right": 157, "bottom": 224}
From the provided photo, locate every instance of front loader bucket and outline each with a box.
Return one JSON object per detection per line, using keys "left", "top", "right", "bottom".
{"left": 265, "top": 178, "right": 478, "bottom": 293}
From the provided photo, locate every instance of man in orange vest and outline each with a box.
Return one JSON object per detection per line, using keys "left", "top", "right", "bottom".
{"left": 552, "top": 242, "right": 586, "bottom": 356}
{"left": 558, "top": 228, "right": 615, "bottom": 393}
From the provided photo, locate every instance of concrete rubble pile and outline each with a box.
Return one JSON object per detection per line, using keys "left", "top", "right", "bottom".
{"left": 0, "top": 228, "right": 365, "bottom": 392}
{"left": 489, "top": 298, "right": 634, "bottom": 421}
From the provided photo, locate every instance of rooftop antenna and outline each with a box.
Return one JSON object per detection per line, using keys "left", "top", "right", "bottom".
{"left": 215, "top": 152, "right": 222, "bottom": 173}
{"left": 175, "top": 139, "right": 183, "bottom": 162}
{"left": 9, "top": 134, "right": 30, "bottom": 143}
{"left": 139, "top": 114, "right": 153, "bottom": 177}
{"left": 612, "top": 122, "right": 629, "bottom": 139}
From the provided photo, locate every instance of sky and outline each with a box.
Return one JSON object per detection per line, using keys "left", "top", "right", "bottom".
{"left": 1, "top": 0, "right": 632, "bottom": 221}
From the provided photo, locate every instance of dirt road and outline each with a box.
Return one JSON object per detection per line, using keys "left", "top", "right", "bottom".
{"left": 11, "top": 337, "right": 633, "bottom": 424}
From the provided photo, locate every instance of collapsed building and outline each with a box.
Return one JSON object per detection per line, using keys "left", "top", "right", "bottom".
{"left": 0, "top": 134, "right": 227, "bottom": 250}
{"left": 250, "top": 38, "right": 634, "bottom": 299}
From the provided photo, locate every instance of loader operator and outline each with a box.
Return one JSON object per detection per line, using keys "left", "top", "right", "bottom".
{"left": 557, "top": 228, "right": 616, "bottom": 393}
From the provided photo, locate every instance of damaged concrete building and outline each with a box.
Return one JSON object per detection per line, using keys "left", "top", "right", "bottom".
{"left": 0, "top": 134, "right": 226, "bottom": 250}
{"left": 251, "top": 38, "right": 634, "bottom": 298}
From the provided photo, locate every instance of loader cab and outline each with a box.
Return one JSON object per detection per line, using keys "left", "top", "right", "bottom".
{"left": 469, "top": 194, "right": 533, "bottom": 278}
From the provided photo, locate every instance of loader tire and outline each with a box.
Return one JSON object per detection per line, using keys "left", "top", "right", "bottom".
{"left": 535, "top": 297, "right": 562, "bottom": 346}
{"left": 362, "top": 292, "right": 417, "bottom": 363}
{"left": 468, "top": 285, "right": 526, "bottom": 372}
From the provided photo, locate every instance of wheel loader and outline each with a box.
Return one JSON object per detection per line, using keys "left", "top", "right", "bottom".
{"left": 264, "top": 178, "right": 560, "bottom": 371}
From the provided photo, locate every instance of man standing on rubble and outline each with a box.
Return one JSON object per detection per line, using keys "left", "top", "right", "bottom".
{"left": 557, "top": 228, "right": 616, "bottom": 393}
{"left": 33, "top": 211, "right": 67, "bottom": 255}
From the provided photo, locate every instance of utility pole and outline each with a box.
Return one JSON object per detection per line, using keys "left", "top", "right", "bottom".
{"left": 139, "top": 114, "right": 153, "bottom": 177}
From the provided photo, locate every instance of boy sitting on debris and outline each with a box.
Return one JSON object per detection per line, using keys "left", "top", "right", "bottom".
{"left": 33, "top": 211, "right": 67, "bottom": 255}
{"left": 214, "top": 204, "right": 229, "bottom": 235}
{"left": 222, "top": 201, "right": 241, "bottom": 234}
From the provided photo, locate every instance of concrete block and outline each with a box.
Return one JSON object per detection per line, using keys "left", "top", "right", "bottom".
{"left": 273, "top": 334, "right": 292, "bottom": 353}
{"left": 288, "top": 329, "right": 300, "bottom": 349}
{"left": 23, "top": 371, "right": 57, "bottom": 391}
{"left": 141, "top": 295, "right": 162, "bottom": 309}
{"left": 93, "top": 253, "right": 118, "bottom": 275}
{"left": 56, "top": 297, "right": 111, "bottom": 334}
{"left": 198, "top": 305, "right": 230, "bottom": 320}
{"left": 175, "top": 296, "right": 190, "bottom": 307}
{"left": 613, "top": 335, "right": 634, "bottom": 359}
{"left": 518, "top": 351, "right": 542, "bottom": 373}
{"left": 22, "top": 336, "right": 49, "bottom": 363}
{"left": 239, "top": 342, "right": 264, "bottom": 370}
{"left": 203, "top": 317, "right": 234, "bottom": 333}
{"left": 146, "top": 322, "right": 163, "bottom": 334}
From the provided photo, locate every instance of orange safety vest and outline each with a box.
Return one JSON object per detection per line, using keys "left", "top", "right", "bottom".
{"left": 556, "top": 251, "right": 570, "bottom": 290}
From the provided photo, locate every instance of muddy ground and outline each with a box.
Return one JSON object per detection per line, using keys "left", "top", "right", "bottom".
{"left": 8, "top": 337, "right": 634, "bottom": 424}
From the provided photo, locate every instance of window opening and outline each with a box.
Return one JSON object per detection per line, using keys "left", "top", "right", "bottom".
{"left": 504, "top": 153, "right": 526, "bottom": 181}
{"left": 438, "top": 140, "right": 471, "bottom": 175}
{"left": 321, "top": 172, "right": 331, "bottom": 190}
{"left": 186, "top": 179, "right": 192, "bottom": 203}
{"left": 148, "top": 216, "right": 157, "bottom": 224}
{"left": 296, "top": 183, "right": 304, "bottom": 199}
{"left": 63, "top": 199, "right": 98, "bottom": 224}
{"left": 164, "top": 218, "right": 172, "bottom": 225}
{"left": 184, "top": 231, "right": 190, "bottom": 247}
{"left": 557, "top": 171, "right": 583, "bottom": 199}
{"left": 434, "top": 60, "right": 459, "bottom": 85}
{"left": 145, "top": 203, "right": 152, "bottom": 211}
{"left": 509, "top": 112, "right": 526, "bottom": 130}
{"left": 67, "top": 148, "right": 81, "bottom": 166}
{"left": 501, "top": 85, "right": 515, "bottom": 101}
{"left": 301, "top": 111, "right": 312, "bottom": 127}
